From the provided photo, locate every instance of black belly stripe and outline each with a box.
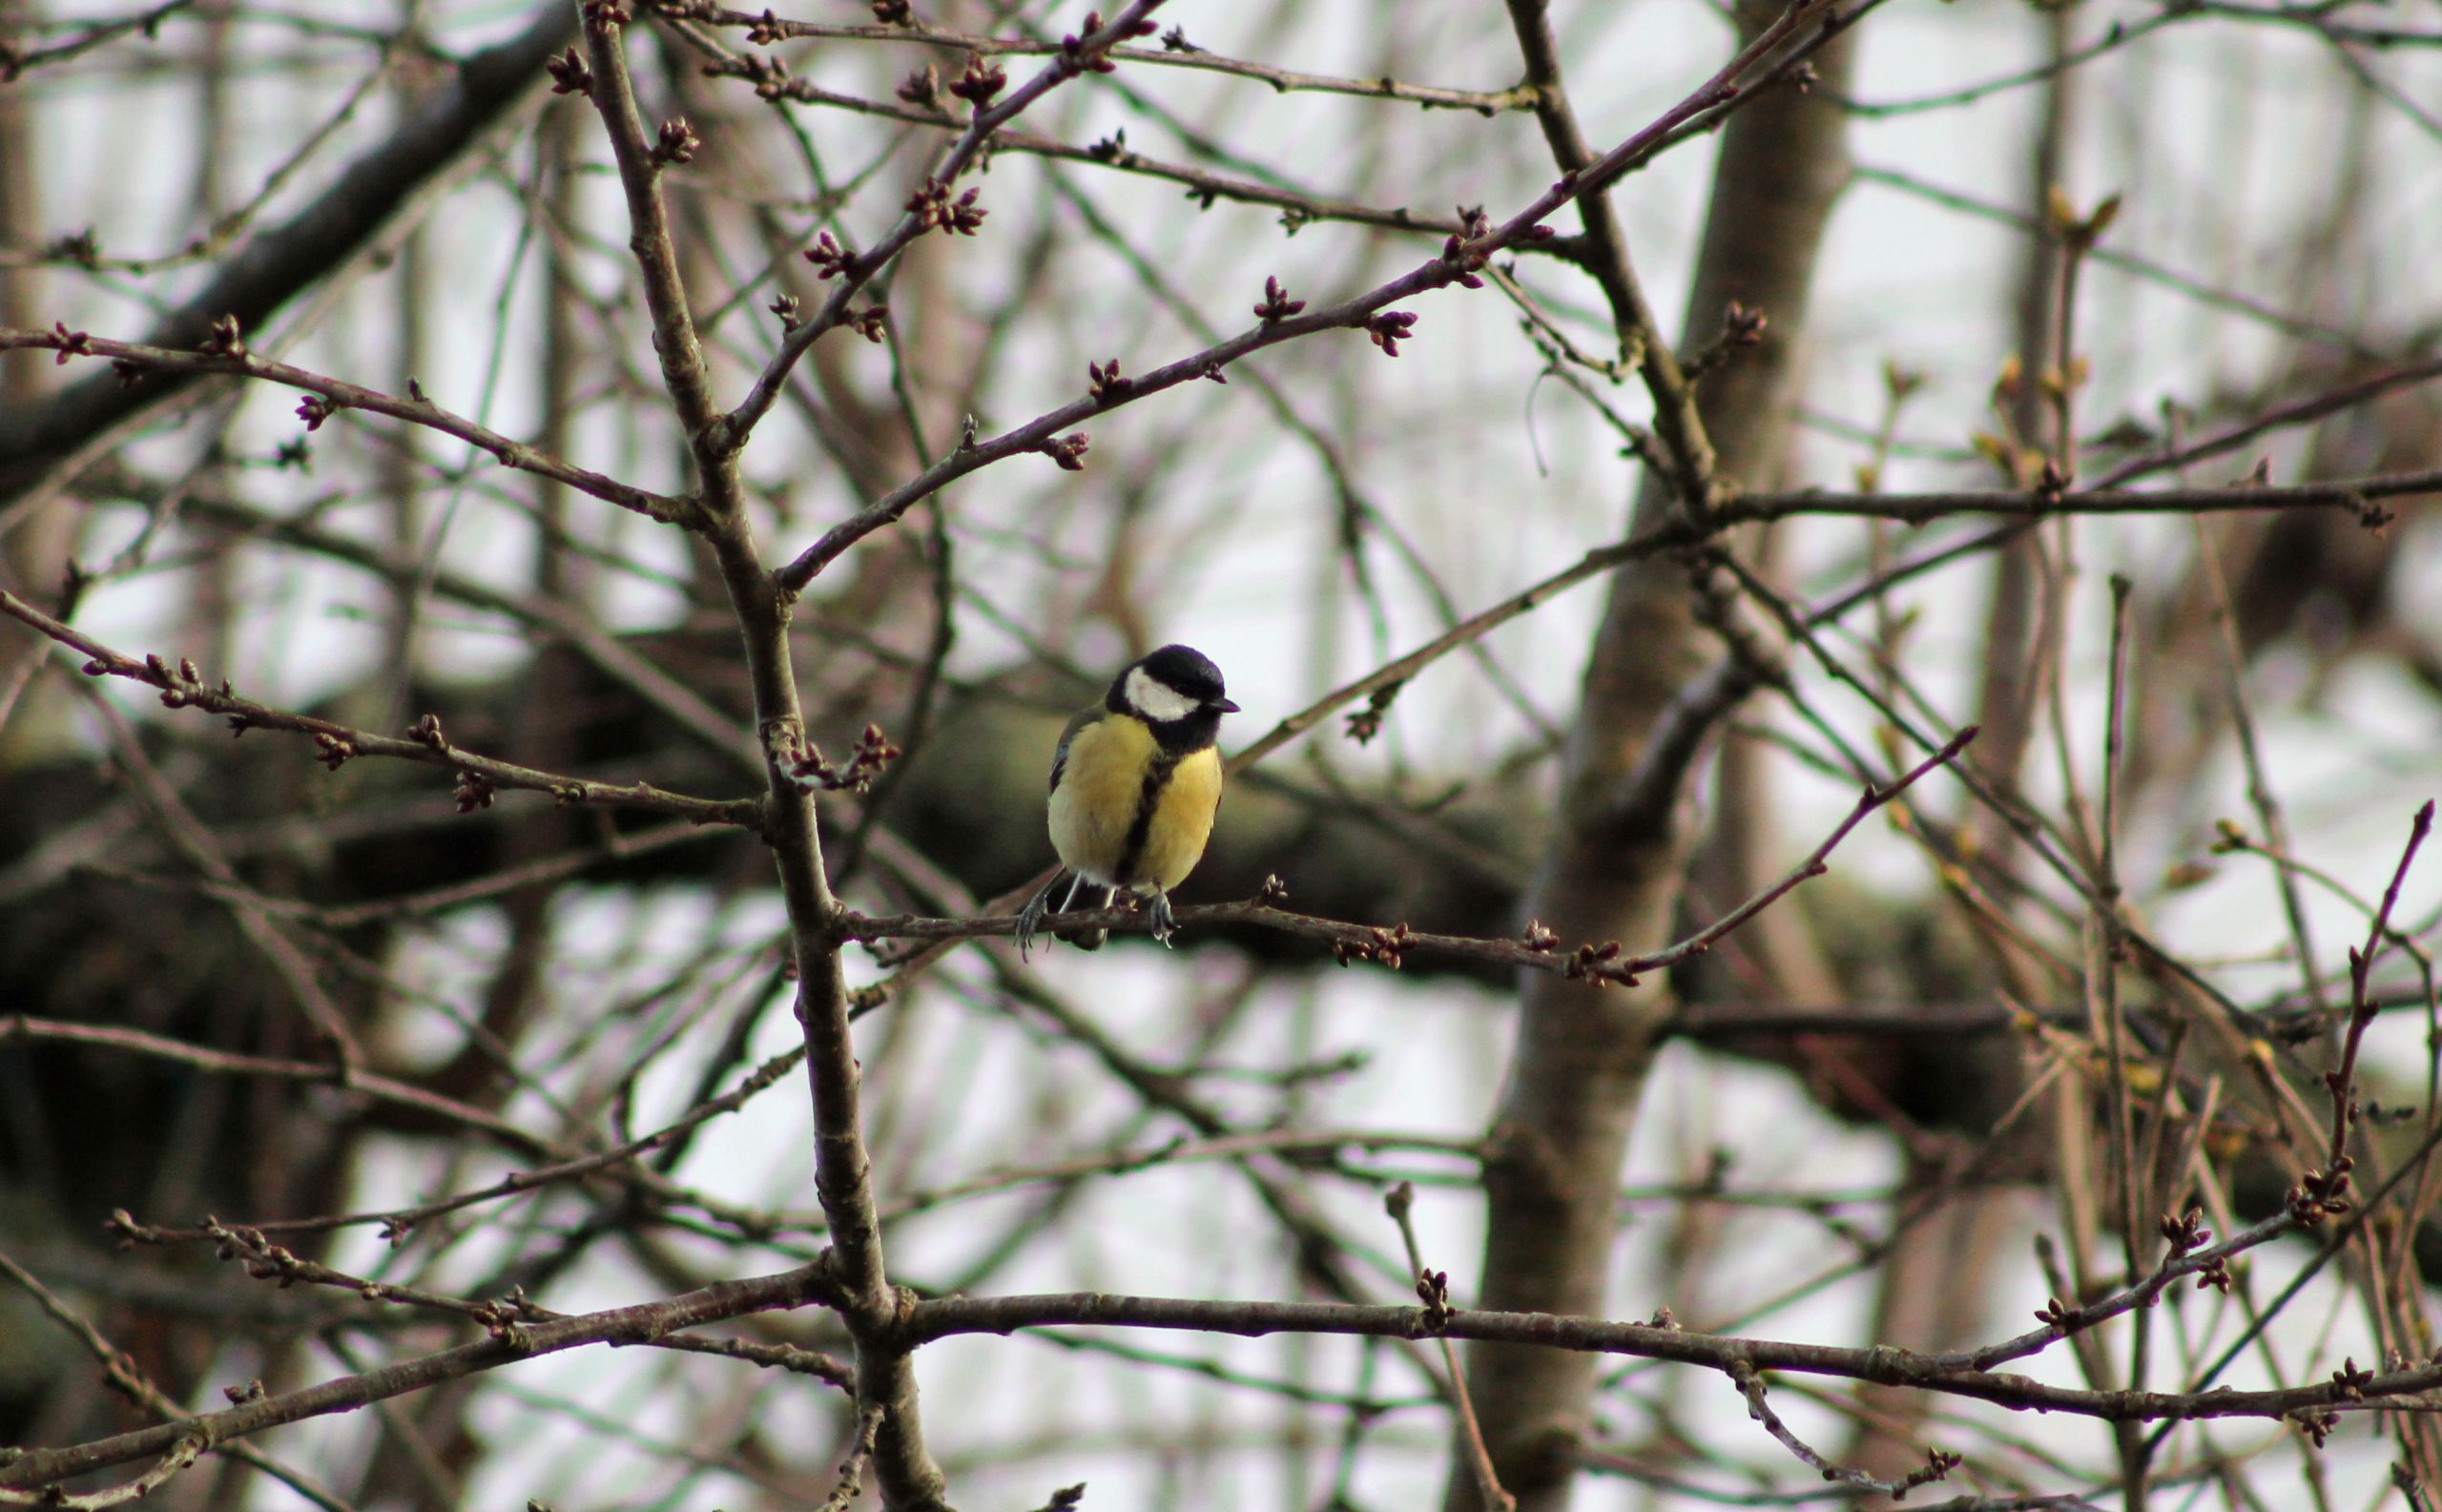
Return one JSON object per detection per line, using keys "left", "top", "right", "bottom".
{"left": 1114, "top": 747, "right": 1185, "bottom": 888}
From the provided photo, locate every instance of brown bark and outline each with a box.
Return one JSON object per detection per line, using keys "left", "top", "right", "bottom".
{"left": 0, "top": 0, "right": 65, "bottom": 750}
{"left": 1447, "top": 10, "right": 1858, "bottom": 1509}
{"left": 1966, "top": 6, "right": 2073, "bottom": 869}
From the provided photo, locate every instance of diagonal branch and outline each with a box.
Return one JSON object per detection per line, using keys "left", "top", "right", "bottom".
{"left": 0, "top": 1263, "right": 845, "bottom": 1494}
{"left": 771, "top": 1, "right": 1835, "bottom": 593}
{"left": 0, "top": 1, "right": 575, "bottom": 506}
{"left": 0, "top": 1249, "right": 357, "bottom": 1512}
{"left": 721, "top": 1, "right": 1169, "bottom": 452}
{"left": 0, "top": 587, "right": 763, "bottom": 829}
{"left": 1728, "top": 1357, "right": 1961, "bottom": 1498}
{"left": 0, "top": 326, "right": 690, "bottom": 524}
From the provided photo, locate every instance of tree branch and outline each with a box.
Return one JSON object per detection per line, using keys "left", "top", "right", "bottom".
{"left": 0, "top": 325, "right": 691, "bottom": 524}
{"left": 0, "top": 587, "right": 764, "bottom": 830}
{"left": 0, "top": 0, "right": 575, "bottom": 506}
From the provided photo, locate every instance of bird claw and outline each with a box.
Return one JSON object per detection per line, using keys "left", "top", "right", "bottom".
{"left": 1148, "top": 890, "right": 1177, "bottom": 947}
{"left": 1014, "top": 883, "right": 1054, "bottom": 962}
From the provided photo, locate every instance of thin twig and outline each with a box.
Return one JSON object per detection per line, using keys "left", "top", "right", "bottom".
{"left": 859, "top": 726, "right": 1975, "bottom": 977}
{"left": 0, "top": 588, "right": 763, "bottom": 829}
{"left": 0, "top": 1250, "right": 361, "bottom": 1512}
{"left": 1384, "top": 1183, "right": 1513, "bottom": 1512}
{"left": 1728, "top": 1357, "right": 1961, "bottom": 1498}
{"left": 2326, "top": 802, "right": 2437, "bottom": 1172}
{"left": 0, "top": 326, "right": 688, "bottom": 523}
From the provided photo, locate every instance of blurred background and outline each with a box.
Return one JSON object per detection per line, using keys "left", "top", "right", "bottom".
{"left": 4, "top": 1, "right": 2442, "bottom": 1508}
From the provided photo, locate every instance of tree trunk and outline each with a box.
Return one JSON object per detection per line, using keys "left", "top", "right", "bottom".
{"left": 1448, "top": 11, "right": 1857, "bottom": 1507}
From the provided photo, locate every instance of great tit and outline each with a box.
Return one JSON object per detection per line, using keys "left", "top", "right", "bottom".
{"left": 1014, "top": 644, "right": 1239, "bottom": 957}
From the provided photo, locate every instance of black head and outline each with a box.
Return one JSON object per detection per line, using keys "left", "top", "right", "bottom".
{"left": 1108, "top": 644, "right": 1239, "bottom": 740}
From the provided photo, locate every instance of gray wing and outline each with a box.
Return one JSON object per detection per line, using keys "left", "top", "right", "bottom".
{"left": 1047, "top": 704, "right": 1100, "bottom": 795}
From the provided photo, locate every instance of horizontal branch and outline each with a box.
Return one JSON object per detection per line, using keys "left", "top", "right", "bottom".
{"left": 1659, "top": 984, "right": 2439, "bottom": 1044}
{"left": 685, "top": 7, "right": 1538, "bottom": 115}
{"left": 0, "top": 1263, "right": 844, "bottom": 1492}
{"left": 10, "top": 1250, "right": 2415, "bottom": 1497}
{"left": 1229, "top": 464, "right": 2430, "bottom": 777}
{"left": 1726, "top": 471, "right": 2436, "bottom": 526}
{"left": 850, "top": 728, "right": 1974, "bottom": 980}
{"left": 904, "top": 1287, "right": 2435, "bottom": 1423}
{"left": 742, "top": 72, "right": 1477, "bottom": 240}
{"left": 0, "top": 1201, "right": 2398, "bottom": 1493}
{"left": 0, "top": 588, "right": 762, "bottom": 830}
{"left": 0, "top": 326, "right": 692, "bottom": 525}
{"left": 850, "top": 896, "right": 1600, "bottom": 972}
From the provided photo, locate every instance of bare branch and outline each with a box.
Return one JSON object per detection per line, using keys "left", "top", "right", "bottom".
{"left": 0, "top": 587, "right": 763, "bottom": 829}
{"left": 0, "top": 324, "right": 692, "bottom": 524}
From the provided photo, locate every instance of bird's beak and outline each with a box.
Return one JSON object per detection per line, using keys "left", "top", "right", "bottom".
{"left": 1214, "top": 696, "right": 1240, "bottom": 714}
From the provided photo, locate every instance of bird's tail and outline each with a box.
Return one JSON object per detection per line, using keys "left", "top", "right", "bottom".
{"left": 1053, "top": 875, "right": 1113, "bottom": 952}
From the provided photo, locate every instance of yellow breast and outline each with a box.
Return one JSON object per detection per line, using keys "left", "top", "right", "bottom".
{"left": 1047, "top": 718, "right": 1224, "bottom": 893}
{"left": 1135, "top": 745, "right": 1224, "bottom": 892}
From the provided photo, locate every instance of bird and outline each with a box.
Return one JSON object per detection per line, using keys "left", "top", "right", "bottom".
{"left": 1014, "top": 644, "right": 1238, "bottom": 958}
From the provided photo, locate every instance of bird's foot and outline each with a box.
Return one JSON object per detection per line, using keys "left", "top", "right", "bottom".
{"left": 1014, "top": 880, "right": 1056, "bottom": 962}
{"left": 1147, "top": 890, "right": 1177, "bottom": 947}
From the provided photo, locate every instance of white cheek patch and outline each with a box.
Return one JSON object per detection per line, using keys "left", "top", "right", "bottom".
{"left": 1124, "top": 666, "right": 1200, "bottom": 723}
